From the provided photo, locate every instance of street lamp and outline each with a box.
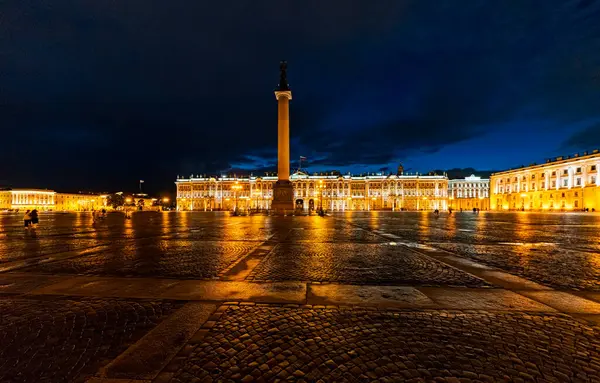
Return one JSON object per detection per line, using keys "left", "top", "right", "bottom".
{"left": 317, "top": 180, "right": 325, "bottom": 212}
{"left": 231, "top": 182, "right": 243, "bottom": 213}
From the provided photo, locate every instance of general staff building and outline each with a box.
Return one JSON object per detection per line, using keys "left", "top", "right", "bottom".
{"left": 490, "top": 150, "right": 600, "bottom": 211}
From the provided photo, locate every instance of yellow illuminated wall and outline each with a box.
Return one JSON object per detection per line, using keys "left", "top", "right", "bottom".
{"left": 54, "top": 193, "right": 107, "bottom": 211}
{"left": 491, "top": 151, "right": 600, "bottom": 211}
{"left": 175, "top": 172, "right": 449, "bottom": 212}
{"left": 0, "top": 189, "right": 56, "bottom": 211}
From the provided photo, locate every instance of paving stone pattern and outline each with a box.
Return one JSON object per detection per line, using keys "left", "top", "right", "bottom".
{"left": 168, "top": 305, "right": 600, "bottom": 382}
{"left": 284, "top": 228, "right": 384, "bottom": 243}
{"left": 0, "top": 238, "right": 103, "bottom": 264}
{"left": 347, "top": 212, "right": 600, "bottom": 291}
{"left": 432, "top": 242, "right": 600, "bottom": 290}
{"left": 250, "top": 243, "right": 488, "bottom": 286}
{"left": 23, "top": 240, "right": 257, "bottom": 279}
{"left": 0, "top": 296, "right": 183, "bottom": 383}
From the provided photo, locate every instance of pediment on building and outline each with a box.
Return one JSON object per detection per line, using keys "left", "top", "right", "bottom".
{"left": 291, "top": 170, "right": 309, "bottom": 179}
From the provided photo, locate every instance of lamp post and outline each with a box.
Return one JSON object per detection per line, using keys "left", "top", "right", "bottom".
{"left": 232, "top": 182, "right": 242, "bottom": 213}
{"left": 317, "top": 180, "right": 325, "bottom": 212}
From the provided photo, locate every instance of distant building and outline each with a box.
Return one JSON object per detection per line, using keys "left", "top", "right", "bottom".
{"left": 0, "top": 189, "right": 108, "bottom": 211}
{"left": 0, "top": 189, "right": 56, "bottom": 211}
{"left": 55, "top": 193, "right": 107, "bottom": 211}
{"left": 491, "top": 150, "right": 600, "bottom": 211}
{"left": 448, "top": 175, "right": 490, "bottom": 211}
{"left": 176, "top": 171, "right": 449, "bottom": 211}
{"left": 123, "top": 193, "right": 158, "bottom": 211}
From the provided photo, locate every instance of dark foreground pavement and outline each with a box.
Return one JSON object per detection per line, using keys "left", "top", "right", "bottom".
{"left": 2, "top": 211, "right": 600, "bottom": 382}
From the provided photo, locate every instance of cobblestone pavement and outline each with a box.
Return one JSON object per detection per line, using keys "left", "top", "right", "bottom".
{"left": 345, "top": 212, "right": 600, "bottom": 290}
{"left": 431, "top": 242, "right": 600, "bottom": 290}
{"left": 23, "top": 240, "right": 258, "bottom": 279}
{"left": 0, "top": 295, "right": 182, "bottom": 383}
{"left": 6, "top": 211, "right": 600, "bottom": 288}
{"left": 283, "top": 228, "right": 384, "bottom": 243}
{"left": 249, "top": 243, "right": 488, "bottom": 286}
{"left": 0, "top": 238, "right": 103, "bottom": 264}
{"left": 168, "top": 305, "right": 600, "bottom": 382}
{"left": 4, "top": 212, "right": 600, "bottom": 380}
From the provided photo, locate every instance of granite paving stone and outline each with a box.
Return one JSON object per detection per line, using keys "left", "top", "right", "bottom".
{"left": 21, "top": 240, "right": 258, "bottom": 279}
{"left": 250, "top": 242, "right": 488, "bottom": 286}
{"left": 167, "top": 305, "right": 600, "bottom": 382}
{"left": 0, "top": 296, "right": 183, "bottom": 383}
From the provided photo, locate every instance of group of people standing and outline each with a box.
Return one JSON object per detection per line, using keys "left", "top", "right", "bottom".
{"left": 23, "top": 209, "right": 39, "bottom": 229}
{"left": 92, "top": 209, "right": 107, "bottom": 223}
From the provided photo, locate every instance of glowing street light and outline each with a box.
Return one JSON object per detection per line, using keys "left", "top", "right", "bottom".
{"left": 317, "top": 180, "right": 326, "bottom": 211}
{"left": 231, "top": 182, "right": 243, "bottom": 212}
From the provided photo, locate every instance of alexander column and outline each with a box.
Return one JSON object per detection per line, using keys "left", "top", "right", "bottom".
{"left": 271, "top": 61, "right": 295, "bottom": 213}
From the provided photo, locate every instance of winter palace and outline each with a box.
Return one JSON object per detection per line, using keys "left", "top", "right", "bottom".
{"left": 175, "top": 170, "right": 449, "bottom": 212}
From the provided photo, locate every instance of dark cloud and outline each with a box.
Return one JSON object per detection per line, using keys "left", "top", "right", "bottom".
{"left": 562, "top": 121, "right": 600, "bottom": 150}
{"left": 1, "top": 0, "right": 600, "bottom": 194}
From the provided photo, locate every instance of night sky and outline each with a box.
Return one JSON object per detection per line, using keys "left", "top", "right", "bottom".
{"left": 2, "top": 1, "right": 600, "bottom": 196}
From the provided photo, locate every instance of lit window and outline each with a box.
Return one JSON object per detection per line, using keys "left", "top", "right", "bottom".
{"left": 562, "top": 179, "right": 568, "bottom": 187}
{"left": 562, "top": 193, "right": 565, "bottom": 198}
{"left": 552, "top": 171, "right": 556, "bottom": 176}
{"left": 575, "top": 192, "right": 579, "bottom": 197}
{"left": 575, "top": 200, "right": 579, "bottom": 207}
{"left": 592, "top": 176, "right": 597, "bottom": 184}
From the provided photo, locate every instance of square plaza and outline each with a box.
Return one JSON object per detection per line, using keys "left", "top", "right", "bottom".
{"left": 2, "top": 211, "right": 600, "bottom": 382}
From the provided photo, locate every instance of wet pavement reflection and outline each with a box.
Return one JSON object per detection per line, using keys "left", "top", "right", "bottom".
{"left": 3, "top": 211, "right": 600, "bottom": 289}
{"left": 347, "top": 211, "right": 600, "bottom": 290}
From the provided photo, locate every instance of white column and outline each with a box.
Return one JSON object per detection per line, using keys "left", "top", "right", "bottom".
{"left": 568, "top": 167, "right": 574, "bottom": 189}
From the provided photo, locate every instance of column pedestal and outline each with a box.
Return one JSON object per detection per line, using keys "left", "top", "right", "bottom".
{"left": 271, "top": 180, "right": 294, "bottom": 214}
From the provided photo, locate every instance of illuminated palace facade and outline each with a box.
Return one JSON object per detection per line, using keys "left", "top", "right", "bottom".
{"left": 448, "top": 175, "right": 490, "bottom": 210}
{"left": 0, "top": 189, "right": 108, "bottom": 211}
{"left": 490, "top": 150, "right": 600, "bottom": 211}
{"left": 176, "top": 172, "right": 448, "bottom": 211}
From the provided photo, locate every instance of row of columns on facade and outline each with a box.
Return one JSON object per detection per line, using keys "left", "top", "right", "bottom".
{"left": 495, "top": 165, "right": 600, "bottom": 194}
{"left": 12, "top": 194, "right": 55, "bottom": 205}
